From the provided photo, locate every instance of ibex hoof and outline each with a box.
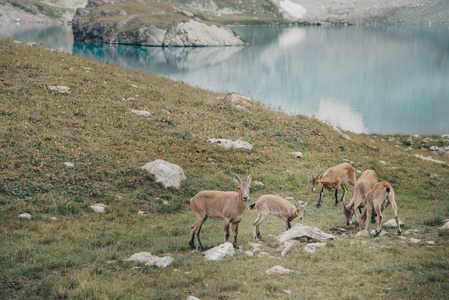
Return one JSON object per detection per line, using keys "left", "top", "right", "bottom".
{"left": 374, "top": 231, "right": 381, "bottom": 237}
{"left": 316, "top": 203, "right": 321, "bottom": 208}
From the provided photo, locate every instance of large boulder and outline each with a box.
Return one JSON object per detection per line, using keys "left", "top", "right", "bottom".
{"left": 141, "top": 159, "right": 186, "bottom": 188}
{"left": 72, "top": 0, "right": 246, "bottom": 46}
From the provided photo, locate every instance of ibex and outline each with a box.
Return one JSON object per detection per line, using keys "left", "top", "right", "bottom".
{"left": 249, "top": 195, "right": 307, "bottom": 240}
{"left": 343, "top": 170, "right": 378, "bottom": 226}
{"left": 311, "top": 163, "right": 356, "bottom": 208}
{"left": 357, "top": 181, "right": 401, "bottom": 237}
{"left": 189, "top": 175, "right": 251, "bottom": 251}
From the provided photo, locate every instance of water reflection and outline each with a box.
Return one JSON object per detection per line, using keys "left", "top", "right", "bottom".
{"left": 1, "top": 24, "right": 448, "bottom": 135}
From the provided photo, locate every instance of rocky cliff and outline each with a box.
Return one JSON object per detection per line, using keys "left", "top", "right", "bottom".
{"left": 72, "top": 0, "right": 246, "bottom": 46}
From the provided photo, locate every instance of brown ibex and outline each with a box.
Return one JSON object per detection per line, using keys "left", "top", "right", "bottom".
{"left": 249, "top": 195, "right": 307, "bottom": 240}
{"left": 311, "top": 163, "right": 356, "bottom": 208}
{"left": 357, "top": 181, "right": 401, "bottom": 237}
{"left": 343, "top": 170, "right": 378, "bottom": 226}
{"left": 189, "top": 175, "right": 251, "bottom": 251}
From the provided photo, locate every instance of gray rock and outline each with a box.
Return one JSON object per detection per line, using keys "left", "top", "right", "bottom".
{"left": 290, "top": 152, "right": 303, "bottom": 158}
{"left": 202, "top": 242, "right": 235, "bottom": 261}
{"left": 304, "top": 242, "right": 326, "bottom": 253}
{"left": 125, "top": 252, "right": 174, "bottom": 268}
{"left": 438, "top": 222, "right": 449, "bottom": 230}
{"left": 72, "top": 1, "right": 246, "bottom": 46}
{"left": 187, "top": 296, "right": 201, "bottom": 300}
{"left": 64, "top": 162, "right": 74, "bottom": 168}
{"left": 131, "top": 109, "right": 151, "bottom": 117}
{"left": 207, "top": 138, "right": 253, "bottom": 150}
{"left": 355, "top": 229, "right": 369, "bottom": 237}
{"left": 276, "top": 223, "right": 336, "bottom": 244}
{"left": 382, "top": 218, "right": 404, "bottom": 228}
{"left": 265, "top": 265, "right": 294, "bottom": 275}
{"left": 141, "top": 159, "right": 186, "bottom": 189}
{"left": 48, "top": 85, "right": 71, "bottom": 94}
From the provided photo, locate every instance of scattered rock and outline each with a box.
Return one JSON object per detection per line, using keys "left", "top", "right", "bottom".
{"left": 382, "top": 219, "right": 404, "bottom": 228}
{"left": 48, "top": 85, "right": 71, "bottom": 94}
{"left": 131, "top": 109, "right": 151, "bottom": 117}
{"left": 258, "top": 252, "right": 273, "bottom": 258}
{"left": 202, "top": 242, "right": 235, "bottom": 261}
{"left": 410, "top": 238, "right": 421, "bottom": 243}
{"left": 414, "top": 154, "right": 448, "bottom": 166}
{"left": 141, "top": 159, "right": 186, "bottom": 189}
{"left": 125, "top": 252, "right": 174, "bottom": 268}
{"left": 19, "top": 213, "right": 32, "bottom": 220}
{"left": 427, "top": 241, "right": 435, "bottom": 245}
{"left": 304, "top": 242, "right": 326, "bottom": 253}
{"left": 265, "top": 265, "right": 295, "bottom": 275}
{"left": 187, "top": 296, "right": 201, "bottom": 300}
{"left": 245, "top": 250, "right": 254, "bottom": 257}
{"left": 207, "top": 138, "right": 253, "bottom": 150}
{"left": 63, "top": 162, "right": 74, "bottom": 168}
{"left": 379, "top": 160, "right": 387, "bottom": 165}
{"left": 138, "top": 210, "right": 145, "bottom": 215}
{"left": 284, "top": 290, "right": 292, "bottom": 295}
{"left": 90, "top": 203, "right": 108, "bottom": 213}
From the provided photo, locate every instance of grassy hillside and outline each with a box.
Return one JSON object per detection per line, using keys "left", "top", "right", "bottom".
{"left": 1, "top": 38, "right": 449, "bottom": 299}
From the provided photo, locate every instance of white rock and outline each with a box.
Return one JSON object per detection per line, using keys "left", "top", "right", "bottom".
{"left": 207, "top": 138, "right": 253, "bottom": 150}
{"left": 202, "top": 242, "right": 235, "bottom": 261}
{"left": 427, "top": 241, "right": 435, "bottom": 245}
{"left": 141, "top": 159, "right": 186, "bottom": 189}
{"left": 379, "top": 160, "right": 387, "bottom": 164}
{"left": 290, "top": 152, "right": 303, "bottom": 158}
{"left": 382, "top": 219, "right": 404, "bottom": 228}
{"left": 304, "top": 242, "right": 326, "bottom": 253}
{"left": 90, "top": 203, "right": 108, "bottom": 213}
{"left": 284, "top": 290, "right": 291, "bottom": 294}
{"left": 124, "top": 252, "right": 174, "bottom": 268}
{"left": 245, "top": 251, "right": 254, "bottom": 257}
{"left": 276, "top": 223, "right": 335, "bottom": 244}
{"left": 187, "top": 297, "right": 201, "bottom": 300}
{"left": 64, "top": 162, "right": 74, "bottom": 168}
{"left": 48, "top": 85, "right": 71, "bottom": 94}
{"left": 438, "top": 222, "right": 449, "bottom": 230}
{"left": 19, "top": 213, "right": 32, "bottom": 220}
{"left": 410, "top": 238, "right": 421, "bottom": 243}
{"left": 131, "top": 109, "right": 151, "bottom": 117}
{"left": 265, "top": 265, "right": 294, "bottom": 275}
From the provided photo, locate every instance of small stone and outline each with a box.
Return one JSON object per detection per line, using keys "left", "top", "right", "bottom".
{"left": 19, "top": 213, "right": 32, "bottom": 220}
{"left": 410, "top": 238, "right": 421, "bottom": 243}
{"left": 290, "top": 152, "right": 303, "bottom": 158}
{"left": 131, "top": 109, "right": 151, "bottom": 117}
{"left": 64, "top": 162, "right": 74, "bottom": 168}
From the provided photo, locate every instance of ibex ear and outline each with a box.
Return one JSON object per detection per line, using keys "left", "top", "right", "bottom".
{"left": 304, "top": 202, "right": 308, "bottom": 207}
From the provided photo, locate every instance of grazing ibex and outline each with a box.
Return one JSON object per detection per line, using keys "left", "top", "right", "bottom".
{"left": 357, "top": 181, "right": 401, "bottom": 237}
{"left": 189, "top": 175, "right": 252, "bottom": 251}
{"left": 343, "top": 170, "right": 378, "bottom": 226}
{"left": 249, "top": 195, "right": 307, "bottom": 240}
{"left": 311, "top": 163, "right": 356, "bottom": 208}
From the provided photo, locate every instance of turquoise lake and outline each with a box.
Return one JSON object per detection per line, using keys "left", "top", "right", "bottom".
{"left": 2, "top": 23, "right": 448, "bottom": 135}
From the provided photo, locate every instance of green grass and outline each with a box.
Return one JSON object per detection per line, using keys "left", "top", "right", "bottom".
{"left": 1, "top": 38, "right": 449, "bottom": 299}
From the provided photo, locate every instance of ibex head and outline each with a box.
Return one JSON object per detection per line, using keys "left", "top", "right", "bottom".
{"left": 234, "top": 174, "right": 252, "bottom": 202}
{"left": 311, "top": 168, "right": 322, "bottom": 192}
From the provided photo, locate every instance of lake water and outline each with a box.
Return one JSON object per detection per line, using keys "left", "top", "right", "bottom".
{"left": 2, "top": 23, "right": 448, "bottom": 135}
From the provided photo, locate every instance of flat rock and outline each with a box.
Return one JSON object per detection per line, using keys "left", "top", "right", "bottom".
{"left": 19, "top": 213, "right": 32, "bottom": 220}
{"left": 276, "top": 223, "right": 336, "bottom": 244}
{"left": 265, "top": 265, "right": 294, "bottom": 275}
{"left": 125, "top": 252, "right": 174, "bottom": 268}
{"left": 207, "top": 138, "right": 253, "bottom": 150}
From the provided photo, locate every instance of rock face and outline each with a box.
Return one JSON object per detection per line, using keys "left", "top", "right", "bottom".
{"left": 72, "top": 0, "right": 246, "bottom": 46}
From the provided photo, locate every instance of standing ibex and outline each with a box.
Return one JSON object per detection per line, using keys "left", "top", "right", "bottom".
{"left": 189, "top": 175, "right": 251, "bottom": 251}
{"left": 311, "top": 162, "right": 356, "bottom": 208}
{"left": 343, "top": 170, "right": 378, "bottom": 226}
{"left": 249, "top": 195, "right": 307, "bottom": 240}
{"left": 357, "top": 181, "right": 401, "bottom": 237}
